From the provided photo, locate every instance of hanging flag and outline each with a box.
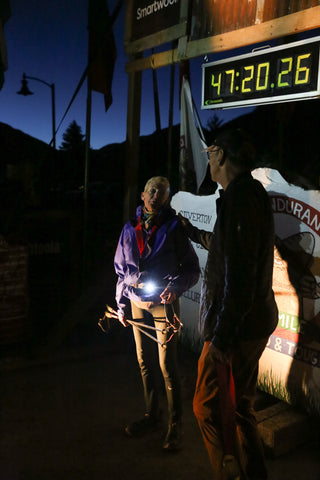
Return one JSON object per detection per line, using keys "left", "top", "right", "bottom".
{"left": 179, "top": 76, "right": 208, "bottom": 192}
{"left": 0, "top": 0, "right": 11, "bottom": 90}
{"left": 87, "top": 0, "right": 117, "bottom": 111}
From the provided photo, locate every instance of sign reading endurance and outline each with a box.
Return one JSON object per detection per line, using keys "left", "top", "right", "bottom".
{"left": 202, "top": 37, "right": 320, "bottom": 109}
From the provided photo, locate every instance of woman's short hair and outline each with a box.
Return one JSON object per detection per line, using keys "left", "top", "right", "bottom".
{"left": 144, "top": 176, "right": 170, "bottom": 192}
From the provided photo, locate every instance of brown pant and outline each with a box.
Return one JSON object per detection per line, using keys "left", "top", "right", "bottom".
{"left": 193, "top": 339, "right": 269, "bottom": 480}
{"left": 131, "top": 300, "right": 181, "bottom": 423}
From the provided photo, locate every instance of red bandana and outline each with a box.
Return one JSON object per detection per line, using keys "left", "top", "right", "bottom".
{"left": 135, "top": 216, "right": 158, "bottom": 256}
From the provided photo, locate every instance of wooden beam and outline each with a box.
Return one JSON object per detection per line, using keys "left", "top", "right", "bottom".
{"left": 125, "top": 23, "right": 187, "bottom": 55}
{"left": 126, "top": 6, "right": 320, "bottom": 73}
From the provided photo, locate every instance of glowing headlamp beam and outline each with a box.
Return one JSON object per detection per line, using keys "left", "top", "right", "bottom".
{"left": 99, "top": 304, "right": 182, "bottom": 349}
{"left": 143, "top": 281, "right": 157, "bottom": 294}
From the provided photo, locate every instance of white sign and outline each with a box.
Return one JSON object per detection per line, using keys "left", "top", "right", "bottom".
{"left": 171, "top": 191, "right": 216, "bottom": 349}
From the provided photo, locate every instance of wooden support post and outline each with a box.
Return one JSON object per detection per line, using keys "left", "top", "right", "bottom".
{"left": 167, "top": 54, "right": 175, "bottom": 181}
{"left": 152, "top": 48, "right": 161, "bottom": 132}
{"left": 123, "top": 56, "right": 142, "bottom": 223}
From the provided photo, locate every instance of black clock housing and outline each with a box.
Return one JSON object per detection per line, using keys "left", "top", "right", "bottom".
{"left": 202, "top": 37, "right": 320, "bottom": 109}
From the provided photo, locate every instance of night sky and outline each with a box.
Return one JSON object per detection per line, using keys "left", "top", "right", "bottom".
{"left": 0, "top": 0, "right": 253, "bottom": 150}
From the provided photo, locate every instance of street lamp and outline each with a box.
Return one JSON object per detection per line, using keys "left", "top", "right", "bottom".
{"left": 17, "top": 72, "right": 56, "bottom": 150}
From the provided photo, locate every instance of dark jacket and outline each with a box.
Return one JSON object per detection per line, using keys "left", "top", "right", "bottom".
{"left": 114, "top": 204, "right": 200, "bottom": 317}
{"left": 188, "top": 172, "right": 278, "bottom": 352}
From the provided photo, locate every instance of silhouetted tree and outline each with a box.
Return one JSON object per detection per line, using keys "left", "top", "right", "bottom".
{"left": 59, "top": 121, "right": 85, "bottom": 188}
{"left": 60, "top": 120, "right": 85, "bottom": 152}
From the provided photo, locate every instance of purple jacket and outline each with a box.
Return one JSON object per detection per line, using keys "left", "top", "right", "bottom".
{"left": 114, "top": 205, "right": 200, "bottom": 317}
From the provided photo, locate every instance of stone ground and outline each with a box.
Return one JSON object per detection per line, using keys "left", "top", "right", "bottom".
{"left": 1, "top": 323, "right": 320, "bottom": 480}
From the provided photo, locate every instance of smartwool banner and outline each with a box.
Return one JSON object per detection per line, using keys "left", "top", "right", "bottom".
{"left": 171, "top": 168, "right": 320, "bottom": 415}
{"left": 129, "top": 0, "right": 181, "bottom": 43}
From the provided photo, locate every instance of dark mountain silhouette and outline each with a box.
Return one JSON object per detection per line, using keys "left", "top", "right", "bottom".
{"left": 1, "top": 96, "right": 320, "bottom": 220}
{"left": 0, "top": 121, "right": 181, "bottom": 206}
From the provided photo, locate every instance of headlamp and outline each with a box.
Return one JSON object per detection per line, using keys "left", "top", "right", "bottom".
{"left": 144, "top": 281, "right": 157, "bottom": 294}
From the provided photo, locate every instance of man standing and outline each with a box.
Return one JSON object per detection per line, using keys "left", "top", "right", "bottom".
{"left": 180, "top": 129, "right": 278, "bottom": 479}
{"left": 114, "top": 176, "right": 200, "bottom": 451}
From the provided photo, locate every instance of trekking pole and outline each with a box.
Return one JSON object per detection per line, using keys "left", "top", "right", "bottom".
{"left": 128, "top": 319, "right": 168, "bottom": 334}
{"left": 98, "top": 305, "right": 168, "bottom": 348}
{"left": 126, "top": 320, "right": 167, "bottom": 349}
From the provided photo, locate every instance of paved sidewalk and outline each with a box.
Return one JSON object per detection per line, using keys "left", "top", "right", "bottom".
{"left": 1, "top": 325, "right": 320, "bottom": 480}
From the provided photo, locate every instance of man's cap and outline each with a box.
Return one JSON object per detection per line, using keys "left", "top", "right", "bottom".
{"left": 204, "top": 128, "right": 256, "bottom": 169}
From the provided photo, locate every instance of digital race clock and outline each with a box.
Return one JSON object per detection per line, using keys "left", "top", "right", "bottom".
{"left": 202, "top": 36, "right": 320, "bottom": 109}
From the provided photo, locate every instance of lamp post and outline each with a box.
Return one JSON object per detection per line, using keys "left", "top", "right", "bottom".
{"left": 17, "top": 72, "right": 56, "bottom": 150}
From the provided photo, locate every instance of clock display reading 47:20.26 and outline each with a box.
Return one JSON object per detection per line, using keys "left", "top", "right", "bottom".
{"left": 201, "top": 37, "right": 320, "bottom": 109}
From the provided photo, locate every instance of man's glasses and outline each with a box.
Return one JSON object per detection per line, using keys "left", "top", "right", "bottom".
{"left": 205, "top": 147, "right": 221, "bottom": 160}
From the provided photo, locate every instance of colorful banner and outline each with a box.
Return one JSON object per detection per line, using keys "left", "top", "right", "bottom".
{"left": 171, "top": 168, "right": 320, "bottom": 414}
{"left": 88, "top": 0, "right": 117, "bottom": 111}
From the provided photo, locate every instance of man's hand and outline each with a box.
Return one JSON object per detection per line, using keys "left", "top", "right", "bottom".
{"left": 160, "top": 286, "right": 177, "bottom": 304}
{"left": 178, "top": 212, "right": 192, "bottom": 229}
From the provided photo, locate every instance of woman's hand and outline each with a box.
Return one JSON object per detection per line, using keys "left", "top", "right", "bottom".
{"left": 160, "top": 286, "right": 177, "bottom": 304}
{"left": 118, "top": 314, "right": 129, "bottom": 327}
